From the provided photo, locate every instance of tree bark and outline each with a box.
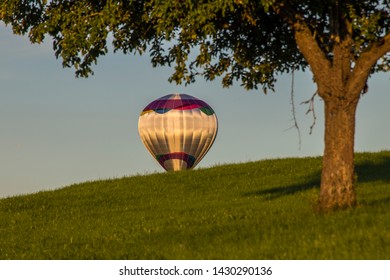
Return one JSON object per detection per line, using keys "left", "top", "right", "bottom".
{"left": 319, "top": 95, "right": 359, "bottom": 212}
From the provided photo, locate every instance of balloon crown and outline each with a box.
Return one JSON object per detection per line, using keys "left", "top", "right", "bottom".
{"left": 140, "top": 93, "right": 215, "bottom": 116}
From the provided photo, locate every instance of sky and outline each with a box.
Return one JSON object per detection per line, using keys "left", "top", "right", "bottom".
{"left": 1, "top": 23, "right": 389, "bottom": 198}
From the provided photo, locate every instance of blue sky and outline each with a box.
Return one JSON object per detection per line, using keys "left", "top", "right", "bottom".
{"left": 1, "top": 23, "right": 389, "bottom": 197}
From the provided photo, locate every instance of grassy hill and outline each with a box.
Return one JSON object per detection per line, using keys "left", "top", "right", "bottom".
{"left": 1, "top": 151, "right": 389, "bottom": 259}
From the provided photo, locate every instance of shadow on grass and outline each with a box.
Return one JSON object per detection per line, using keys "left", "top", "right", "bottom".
{"left": 361, "top": 196, "right": 390, "bottom": 207}
{"left": 243, "top": 174, "right": 321, "bottom": 200}
{"left": 243, "top": 152, "right": 390, "bottom": 200}
{"left": 355, "top": 153, "right": 390, "bottom": 183}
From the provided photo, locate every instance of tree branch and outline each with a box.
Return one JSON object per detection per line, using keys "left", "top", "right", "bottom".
{"left": 301, "top": 91, "right": 318, "bottom": 135}
{"left": 347, "top": 31, "right": 390, "bottom": 96}
{"left": 293, "top": 23, "right": 332, "bottom": 92}
{"left": 272, "top": 1, "right": 332, "bottom": 96}
{"left": 331, "top": 4, "right": 354, "bottom": 86}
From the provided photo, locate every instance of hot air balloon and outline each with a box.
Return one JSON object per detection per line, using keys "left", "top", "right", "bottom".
{"left": 138, "top": 93, "right": 218, "bottom": 171}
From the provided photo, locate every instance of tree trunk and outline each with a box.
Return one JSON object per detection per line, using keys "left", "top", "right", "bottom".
{"left": 319, "top": 96, "right": 359, "bottom": 212}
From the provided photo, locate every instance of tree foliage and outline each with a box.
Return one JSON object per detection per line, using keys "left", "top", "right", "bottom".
{"left": 3, "top": 0, "right": 387, "bottom": 91}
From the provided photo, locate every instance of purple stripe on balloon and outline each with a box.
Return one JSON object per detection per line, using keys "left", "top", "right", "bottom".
{"left": 142, "top": 94, "right": 213, "bottom": 113}
{"left": 156, "top": 152, "right": 196, "bottom": 170}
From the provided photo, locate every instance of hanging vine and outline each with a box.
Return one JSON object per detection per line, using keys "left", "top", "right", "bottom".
{"left": 290, "top": 69, "right": 302, "bottom": 149}
{"left": 288, "top": 69, "right": 318, "bottom": 149}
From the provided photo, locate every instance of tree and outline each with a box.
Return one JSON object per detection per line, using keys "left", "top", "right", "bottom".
{"left": 1, "top": 0, "right": 389, "bottom": 212}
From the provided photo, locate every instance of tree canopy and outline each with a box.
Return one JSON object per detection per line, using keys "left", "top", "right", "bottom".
{"left": 2, "top": 1, "right": 388, "bottom": 91}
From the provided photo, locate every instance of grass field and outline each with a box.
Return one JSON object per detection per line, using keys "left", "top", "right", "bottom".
{"left": 0, "top": 151, "right": 389, "bottom": 259}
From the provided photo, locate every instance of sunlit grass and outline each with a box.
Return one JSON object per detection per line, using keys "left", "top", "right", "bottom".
{"left": 0, "top": 152, "right": 389, "bottom": 259}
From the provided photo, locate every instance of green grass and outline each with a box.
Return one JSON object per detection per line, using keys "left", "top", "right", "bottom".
{"left": 1, "top": 151, "right": 389, "bottom": 259}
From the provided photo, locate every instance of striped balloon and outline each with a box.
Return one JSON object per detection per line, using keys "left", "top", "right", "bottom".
{"left": 138, "top": 93, "right": 218, "bottom": 171}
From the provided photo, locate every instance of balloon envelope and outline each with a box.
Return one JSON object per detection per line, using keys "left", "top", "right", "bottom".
{"left": 138, "top": 93, "right": 218, "bottom": 171}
